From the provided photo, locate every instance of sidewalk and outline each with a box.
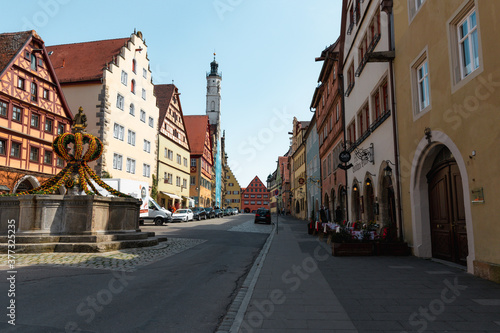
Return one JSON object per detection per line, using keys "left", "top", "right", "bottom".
{"left": 234, "top": 216, "right": 500, "bottom": 332}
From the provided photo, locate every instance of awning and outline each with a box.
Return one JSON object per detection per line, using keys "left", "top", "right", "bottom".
{"left": 161, "top": 192, "right": 182, "bottom": 200}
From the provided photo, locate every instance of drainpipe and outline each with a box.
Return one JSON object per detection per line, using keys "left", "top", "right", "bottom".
{"left": 384, "top": 2, "right": 404, "bottom": 240}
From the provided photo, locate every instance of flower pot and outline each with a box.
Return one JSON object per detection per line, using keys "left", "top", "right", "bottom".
{"left": 332, "top": 242, "right": 374, "bottom": 256}
{"left": 374, "top": 242, "right": 411, "bottom": 256}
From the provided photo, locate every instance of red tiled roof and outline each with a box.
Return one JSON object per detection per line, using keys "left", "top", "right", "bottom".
{"left": 0, "top": 31, "right": 32, "bottom": 76}
{"left": 154, "top": 84, "right": 176, "bottom": 129}
{"left": 47, "top": 37, "right": 130, "bottom": 83}
{"left": 184, "top": 115, "right": 209, "bottom": 155}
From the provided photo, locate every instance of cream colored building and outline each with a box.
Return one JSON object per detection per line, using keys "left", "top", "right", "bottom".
{"left": 394, "top": 0, "right": 500, "bottom": 282}
{"left": 340, "top": 0, "right": 400, "bottom": 229}
{"left": 154, "top": 84, "right": 191, "bottom": 209}
{"left": 47, "top": 31, "right": 158, "bottom": 189}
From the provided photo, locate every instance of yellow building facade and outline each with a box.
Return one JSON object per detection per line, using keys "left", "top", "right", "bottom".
{"left": 394, "top": 0, "right": 500, "bottom": 281}
{"left": 224, "top": 165, "right": 241, "bottom": 211}
{"left": 290, "top": 117, "right": 309, "bottom": 220}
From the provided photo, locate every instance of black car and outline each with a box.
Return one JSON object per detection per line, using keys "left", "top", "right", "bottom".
{"left": 254, "top": 208, "right": 271, "bottom": 224}
{"left": 214, "top": 208, "right": 224, "bottom": 218}
{"left": 191, "top": 207, "right": 207, "bottom": 221}
{"left": 204, "top": 207, "right": 216, "bottom": 219}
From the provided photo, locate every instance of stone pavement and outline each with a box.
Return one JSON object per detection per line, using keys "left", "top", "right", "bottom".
{"left": 226, "top": 216, "right": 500, "bottom": 333}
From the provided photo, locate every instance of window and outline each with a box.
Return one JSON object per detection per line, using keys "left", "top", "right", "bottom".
{"left": 127, "top": 130, "right": 136, "bottom": 146}
{"left": 183, "top": 179, "right": 187, "bottom": 189}
{"left": 43, "top": 89, "right": 50, "bottom": 100}
{"left": 30, "top": 82, "right": 37, "bottom": 102}
{"left": 234, "top": 191, "right": 239, "bottom": 195}
{"left": 373, "top": 91, "right": 381, "bottom": 120}
{"left": 113, "top": 153, "right": 123, "bottom": 170}
{"left": 116, "top": 93, "right": 124, "bottom": 110}
{"left": 12, "top": 106, "right": 22, "bottom": 122}
{"left": 458, "top": 9, "right": 479, "bottom": 78}
{"left": 191, "top": 158, "right": 196, "bottom": 167}
{"left": 0, "top": 139, "right": 6, "bottom": 155}
{"left": 31, "top": 113, "right": 40, "bottom": 129}
{"left": 166, "top": 173, "right": 173, "bottom": 184}
{"left": 140, "top": 109, "right": 146, "bottom": 122}
{"left": 44, "top": 150, "right": 52, "bottom": 165}
{"left": 44, "top": 118, "right": 53, "bottom": 133}
{"left": 143, "top": 68, "right": 147, "bottom": 78}
{"left": 417, "top": 61, "right": 430, "bottom": 111}
{"left": 142, "top": 88, "right": 146, "bottom": 100}
{"left": 132, "top": 59, "right": 136, "bottom": 73}
{"left": 10, "top": 142, "right": 21, "bottom": 158}
{"left": 29, "top": 146, "right": 39, "bottom": 162}
{"left": 190, "top": 176, "right": 195, "bottom": 185}
{"left": 166, "top": 149, "right": 172, "bottom": 160}
{"left": 30, "top": 53, "right": 37, "bottom": 70}
{"left": 251, "top": 201, "right": 255, "bottom": 205}
{"left": 244, "top": 194, "right": 249, "bottom": 198}
{"left": 176, "top": 154, "right": 181, "bottom": 164}
{"left": 251, "top": 194, "right": 255, "bottom": 198}
{"left": 336, "top": 103, "right": 340, "bottom": 123}
{"left": 347, "top": 122, "right": 356, "bottom": 144}
{"left": 148, "top": 116, "right": 154, "bottom": 128}
{"left": 263, "top": 194, "right": 268, "bottom": 198}
{"left": 143, "top": 164, "right": 151, "bottom": 177}
{"left": 346, "top": 63, "right": 355, "bottom": 96}
{"left": 129, "top": 103, "right": 135, "bottom": 116}
{"left": 113, "top": 123, "right": 124, "bottom": 141}
{"left": 17, "top": 77, "right": 25, "bottom": 90}
{"left": 121, "top": 71, "right": 128, "bottom": 85}
{"left": 56, "top": 156, "right": 64, "bottom": 167}
{"left": 126, "top": 158, "right": 136, "bottom": 174}
{"left": 57, "top": 123, "right": 65, "bottom": 135}
{"left": 244, "top": 201, "right": 249, "bottom": 205}
{"left": 0, "top": 101, "right": 7, "bottom": 117}
{"left": 176, "top": 176, "right": 181, "bottom": 187}
{"left": 143, "top": 140, "right": 151, "bottom": 153}
{"left": 382, "top": 82, "right": 389, "bottom": 113}
{"left": 409, "top": 0, "right": 426, "bottom": 21}
{"left": 358, "top": 104, "right": 370, "bottom": 136}
{"left": 257, "top": 195, "right": 262, "bottom": 198}
{"left": 131, "top": 79, "right": 136, "bottom": 94}
{"left": 183, "top": 158, "right": 187, "bottom": 167}
{"left": 229, "top": 183, "right": 234, "bottom": 187}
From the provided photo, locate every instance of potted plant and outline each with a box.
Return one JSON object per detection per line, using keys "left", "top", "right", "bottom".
{"left": 331, "top": 223, "right": 374, "bottom": 256}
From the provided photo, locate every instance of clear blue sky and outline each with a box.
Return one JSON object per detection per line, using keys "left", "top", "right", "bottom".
{"left": 2, "top": 0, "right": 342, "bottom": 187}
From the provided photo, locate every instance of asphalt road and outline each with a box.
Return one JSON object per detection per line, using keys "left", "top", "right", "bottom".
{"left": 0, "top": 213, "right": 270, "bottom": 333}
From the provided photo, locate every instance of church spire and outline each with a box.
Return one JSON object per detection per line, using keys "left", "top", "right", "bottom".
{"left": 209, "top": 52, "right": 221, "bottom": 77}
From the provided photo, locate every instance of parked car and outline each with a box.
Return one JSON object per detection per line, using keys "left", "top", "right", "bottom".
{"left": 204, "top": 207, "right": 216, "bottom": 219}
{"left": 191, "top": 207, "right": 207, "bottom": 221}
{"left": 232, "top": 208, "right": 239, "bottom": 215}
{"left": 254, "top": 208, "right": 271, "bottom": 224}
{"left": 223, "top": 208, "right": 231, "bottom": 216}
{"left": 214, "top": 208, "right": 224, "bottom": 218}
{"left": 172, "top": 209, "right": 194, "bottom": 222}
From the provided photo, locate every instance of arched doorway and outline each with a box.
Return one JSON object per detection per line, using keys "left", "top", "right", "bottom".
{"left": 244, "top": 207, "right": 250, "bottom": 213}
{"left": 13, "top": 176, "right": 40, "bottom": 193}
{"left": 337, "top": 186, "right": 346, "bottom": 222}
{"left": 324, "top": 192, "right": 329, "bottom": 215}
{"left": 381, "top": 175, "right": 396, "bottom": 226}
{"left": 427, "top": 146, "right": 468, "bottom": 265}
{"left": 295, "top": 200, "right": 300, "bottom": 214}
{"left": 365, "top": 178, "right": 375, "bottom": 222}
{"left": 352, "top": 183, "right": 361, "bottom": 221}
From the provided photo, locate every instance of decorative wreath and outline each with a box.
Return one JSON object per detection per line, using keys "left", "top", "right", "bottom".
{"left": 12, "top": 132, "right": 131, "bottom": 198}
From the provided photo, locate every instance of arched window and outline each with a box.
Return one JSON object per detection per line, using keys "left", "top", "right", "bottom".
{"left": 210, "top": 101, "right": 215, "bottom": 111}
{"left": 129, "top": 103, "right": 135, "bottom": 116}
{"left": 132, "top": 59, "right": 136, "bottom": 73}
{"left": 131, "top": 80, "right": 136, "bottom": 94}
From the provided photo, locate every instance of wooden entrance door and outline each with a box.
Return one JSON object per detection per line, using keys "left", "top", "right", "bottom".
{"left": 428, "top": 163, "right": 468, "bottom": 265}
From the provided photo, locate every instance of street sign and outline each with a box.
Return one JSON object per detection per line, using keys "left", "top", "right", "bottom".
{"left": 339, "top": 150, "right": 351, "bottom": 163}
{"left": 298, "top": 177, "right": 305, "bottom": 185}
{"left": 274, "top": 189, "right": 279, "bottom": 196}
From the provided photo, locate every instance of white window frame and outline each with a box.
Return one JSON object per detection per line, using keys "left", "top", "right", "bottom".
{"left": 127, "top": 130, "right": 136, "bottom": 146}
{"left": 113, "top": 123, "right": 124, "bottom": 141}
{"left": 457, "top": 9, "right": 479, "bottom": 79}
{"left": 113, "top": 153, "right": 123, "bottom": 170}
{"left": 411, "top": 47, "right": 432, "bottom": 120}
{"left": 126, "top": 158, "right": 136, "bottom": 174}
{"left": 140, "top": 109, "right": 146, "bottom": 122}
{"left": 121, "top": 71, "right": 128, "bottom": 85}
{"left": 143, "top": 140, "right": 151, "bottom": 153}
{"left": 190, "top": 176, "right": 195, "bottom": 185}
{"left": 191, "top": 158, "right": 196, "bottom": 167}
{"left": 116, "top": 93, "right": 124, "bottom": 110}
{"left": 143, "top": 164, "right": 151, "bottom": 177}
{"left": 417, "top": 61, "right": 430, "bottom": 111}
{"left": 129, "top": 103, "right": 135, "bottom": 116}
{"left": 148, "top": 116, "right": 154, "bottom": 128}
{"left": 448, "top": 1, "right": 483, "bottom": 93}
{"left": 176, "top": 176, "right": 181, "bottom": 187}
{"left": 143, "top": 68, "right": 147, "bottom": 78}
{"left": 168, "top": 150, "right": 173, "bottom": 160}
{"left": 142, "top": 88, "right": 146, "bottom": 100}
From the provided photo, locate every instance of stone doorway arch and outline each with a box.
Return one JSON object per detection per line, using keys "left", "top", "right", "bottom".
{"left": 13, "top": 175, "right": 40, "bottom": 193}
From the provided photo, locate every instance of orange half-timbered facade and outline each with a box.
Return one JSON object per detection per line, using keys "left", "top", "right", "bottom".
{"left": 184, "top": 115, "right": 213, "bottom": 208}
{"left": 0, "top": 30, "right": 72, "bottom": 194}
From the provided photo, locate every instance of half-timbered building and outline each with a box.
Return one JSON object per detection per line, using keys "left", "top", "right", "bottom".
{"left": 0, "top": 30, "right": 73, "bottom": 193}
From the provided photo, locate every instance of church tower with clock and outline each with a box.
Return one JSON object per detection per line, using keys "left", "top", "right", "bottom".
{"left": 206, "top": 54, "right": 222, "bottom": 207}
